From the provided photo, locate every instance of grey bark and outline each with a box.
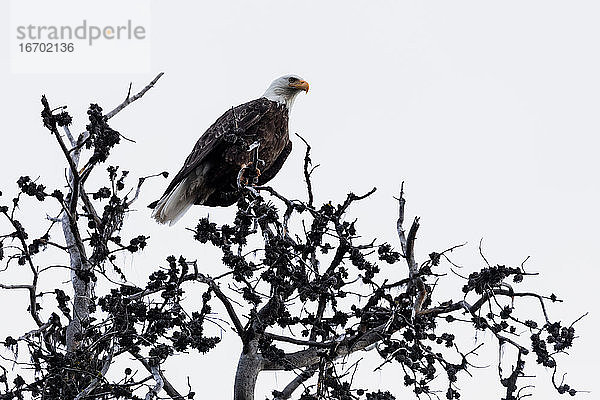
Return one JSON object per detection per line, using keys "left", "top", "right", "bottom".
{"left": 63, "top": 213, "right": 92, "bottom": 352}
{"left": 231, "top": 325, "right": 387, "bottom": 399}
{"left": 63, "top": 129, "right": 93, "bottom": 352}
{"left": 145, "top": 365, "right": 165, "bottom": 400}
{"left": 233, "top": 339, "right": 263, "bottom": 400}
{"left": 273, "top": 366, "right": 317, "bottom": 400}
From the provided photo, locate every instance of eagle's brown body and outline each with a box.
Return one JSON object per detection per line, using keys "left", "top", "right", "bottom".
{"left": 150, "top": 74, "right": 308, "bottom": 225}
{"left": 149, "top": 98, "right": 292, "bottom": 223}
{"left": 201, "top": 98, "right": 291, "bottom": 206}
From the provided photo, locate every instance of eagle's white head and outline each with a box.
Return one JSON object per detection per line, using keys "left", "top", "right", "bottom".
{"left": 263, "top": 74, "right": 309, "bottom": 109}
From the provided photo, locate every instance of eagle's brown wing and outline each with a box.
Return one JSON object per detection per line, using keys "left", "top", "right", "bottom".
{"left": 148, "top": 98, "right": 275, "bottom": 208}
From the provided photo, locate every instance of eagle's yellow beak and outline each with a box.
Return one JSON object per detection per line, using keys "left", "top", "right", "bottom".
{"left": 290, "top": 80, "right": 309, "bottom": 93}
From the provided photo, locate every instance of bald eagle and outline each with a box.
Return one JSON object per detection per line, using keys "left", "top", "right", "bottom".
{"left": 149, "top": 74, "right": 309, "bottom": 225}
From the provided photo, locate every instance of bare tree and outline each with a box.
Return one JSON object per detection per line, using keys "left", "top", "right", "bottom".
{"left": 0, "top": 76, "right": 585, "bottom": 400}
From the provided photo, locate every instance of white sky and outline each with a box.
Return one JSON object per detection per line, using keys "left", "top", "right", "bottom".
{"left": 0, "top": 1, "right": 599, "bottom": 399}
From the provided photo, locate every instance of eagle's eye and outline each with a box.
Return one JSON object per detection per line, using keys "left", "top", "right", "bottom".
{"left": 288, "top": 77, "right": 298, "bottom": 83}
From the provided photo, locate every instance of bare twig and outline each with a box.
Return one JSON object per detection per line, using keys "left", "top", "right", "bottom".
{"left": 295, "top": 133, "right": 316, "bottom": 207}
{"left": 126, "top": 172, "right": 168, "bottom": 207}
{"left": 105, "top": 73, "right": 164, "bottom": 120}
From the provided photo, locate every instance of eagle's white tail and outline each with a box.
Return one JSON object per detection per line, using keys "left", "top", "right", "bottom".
{"left": 151, "top": 179, "right": 195, "bottom": 226}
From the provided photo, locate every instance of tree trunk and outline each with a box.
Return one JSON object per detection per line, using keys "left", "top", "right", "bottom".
{"left": 233, "top": 339, "right": 263, "bottom": 400}
{"left": 62, "top": 135, "right": 92, "bottom": 352}
{"left": 63, "top": 214, "right": 92, "bottom": 351}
